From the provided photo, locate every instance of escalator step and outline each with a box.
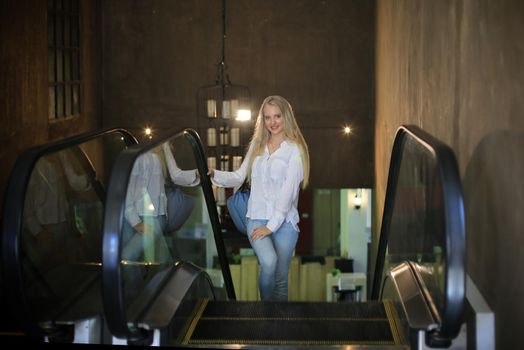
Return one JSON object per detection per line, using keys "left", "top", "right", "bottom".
{"left": 182, "top": 300, "right": 403, "bottom": 346}
{"left": 201, "top": 300, "right": 388, "bottom": 319}
{"left": 188, "top": 318, "right": 394, "bottom": 345}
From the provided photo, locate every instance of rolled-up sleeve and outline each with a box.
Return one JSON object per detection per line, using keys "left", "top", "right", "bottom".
{"left": 212, "top": 145, "right": 253, "bottom": 188}
{"left": 163, "top": 143, "right": 200, "bottom": 187}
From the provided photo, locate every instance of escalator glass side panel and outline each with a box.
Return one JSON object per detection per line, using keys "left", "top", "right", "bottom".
{"left": 2, "top": 128, "right": 136, "bottom": 335}
{"left": 102, "top": 129, "right": 232, "bottom": 340}
{"left": 373, "top": 125, "right": 465, "bottom": 340}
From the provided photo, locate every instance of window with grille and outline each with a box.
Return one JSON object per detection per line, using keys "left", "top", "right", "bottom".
{"left": 48, "top": 0, "right": 81, "bottom": 121}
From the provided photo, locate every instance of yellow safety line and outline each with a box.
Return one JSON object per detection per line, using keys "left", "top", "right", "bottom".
{"left": 189, "top": 339, "right": 395, "bottom": 346}
{"left": 384, "top": 300, "right": 402, "bottom": 345}
{"left": 182, "top": 298, "right": 209, "bottom": 344}
{"left": 200, "top": 316, "right": 388, "bottom": 321}
{"left": 388, "top": 299, "right": 407, "bottom": 345}
{"left": 0, "top": 331, "right": 25, "bottom": 336}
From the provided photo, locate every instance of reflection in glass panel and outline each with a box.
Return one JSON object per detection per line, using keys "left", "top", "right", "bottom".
{"left": 121, "top": 135, "right": 220, "bottom": 309}
{"left": 20, "top": 132, "right": 129, "bottom": 320}
{"left": 383, "top": 136, "right": 446, "bottom": 312}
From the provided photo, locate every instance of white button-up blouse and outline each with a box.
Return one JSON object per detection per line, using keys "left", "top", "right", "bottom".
{"left": 125, "top": 148, "right": 200, "bottom": 228}
{"left": 125, "top": 151, "right": 167, "bottom": 227}
{"left": 212, "top": 140, "right": 304, "bottom": 233}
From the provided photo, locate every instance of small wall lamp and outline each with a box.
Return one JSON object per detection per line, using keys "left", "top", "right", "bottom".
{"left": 144, "top": 127, "right": 153, "bottom": 140}
{"left": 353, "top": 189, "right": 362, "bottom": 209}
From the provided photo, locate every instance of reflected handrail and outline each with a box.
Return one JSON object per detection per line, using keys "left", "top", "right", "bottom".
{"left": 102, "top": 128, "right": 235, "bottom": 341}
{"left": 1, "top": 128, "right": 137, "bottom": 337}
{"left": 371, "top": 125, "right": 465, "bottom": 341}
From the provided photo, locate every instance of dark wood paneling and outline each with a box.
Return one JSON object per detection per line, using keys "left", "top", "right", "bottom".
{"left": 0, "top": 0, "right": 102, "bottom": 214}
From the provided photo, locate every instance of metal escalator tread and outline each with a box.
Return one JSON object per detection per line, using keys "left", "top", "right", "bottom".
{"left": 183, "top": 299, "right": 404, "bottom": 346}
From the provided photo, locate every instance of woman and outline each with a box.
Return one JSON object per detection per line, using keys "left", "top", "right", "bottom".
{"left": 123, "top": 149, "right": 171, "bottom": 263}
{"left": 208, "top": 95, "right": 310, "bottom": 301}
{"left": 123, "top": 145, "right": 199, "bottom": 263}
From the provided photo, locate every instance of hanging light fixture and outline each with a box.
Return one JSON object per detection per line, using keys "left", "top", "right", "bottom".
{"left": 197, "top": 0, "right": 251, "bottom": 122}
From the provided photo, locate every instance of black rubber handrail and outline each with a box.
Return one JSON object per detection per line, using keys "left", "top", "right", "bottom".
{"left": 1, "top": 128, "right": 137, "bottom": 337}
{"left": 102, "top": 128, "right": 235, "bottom": 341}
{"left": 184, "top": 129, "right": 235, "bottom": 299}
{"left": 371, "top": 125, "right": 465, "bottom": 341}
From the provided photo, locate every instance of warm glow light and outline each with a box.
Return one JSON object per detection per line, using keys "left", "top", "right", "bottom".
{"left": 343, "top": 126, "right": 352, "bottom": 134}
{"left": 236, "top": 109, "right": 252, "bottom": 121}
{"left": 144, "top": 127, "right": 153, "bottom": 139}
{"left": 351, "top": 189, "right": 363, "bottom": 210}
{"left": 353, "top": 194, "right": 362, "bottom": 209}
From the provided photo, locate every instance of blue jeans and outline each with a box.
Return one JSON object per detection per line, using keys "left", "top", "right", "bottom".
{"left": 247, "top": 219, "right": 298, "bottom": 301}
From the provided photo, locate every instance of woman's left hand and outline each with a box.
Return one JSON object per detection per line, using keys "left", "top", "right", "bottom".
{"left": 251, "top": 226, "right": 272, "bottom": 240}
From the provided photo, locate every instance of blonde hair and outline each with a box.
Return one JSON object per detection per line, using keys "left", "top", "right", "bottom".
{"left": 246, "top": 95, "right": 310, "bottom": 188}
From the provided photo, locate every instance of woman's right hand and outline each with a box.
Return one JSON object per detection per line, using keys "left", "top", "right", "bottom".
{"left": 133, "top": 222, "right": 146, "bottom": 234}
{"left": 207, "top": 168, "right": 215, "bottom": 178}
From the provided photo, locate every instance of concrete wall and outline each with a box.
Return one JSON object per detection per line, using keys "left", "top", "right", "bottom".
{"left": 0, "top": 0, "right": 102, "bottom": 211}
{"left": 375, "top": 1, "right": 524, "bottom": 348}
{"left": 101, "top": 0, "right": 375, "bottom": 188}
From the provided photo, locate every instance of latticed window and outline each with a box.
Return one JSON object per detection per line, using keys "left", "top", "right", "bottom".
{"left": 48, "top": 0, "right": 81, "bottom": 120}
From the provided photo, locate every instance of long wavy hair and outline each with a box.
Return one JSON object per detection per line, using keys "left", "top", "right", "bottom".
{"left": 246, "top": 95, "right": 310, "bottom": 188}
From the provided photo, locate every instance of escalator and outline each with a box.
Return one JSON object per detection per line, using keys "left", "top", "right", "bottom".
{"left": 1, "top": 128, "right": 137, "bottom": 341}
{"left": 2, "top": 125, "right": 468, "bottom": 348}
{"left": 100, "top": 126, "right": 465, "bottom": 348}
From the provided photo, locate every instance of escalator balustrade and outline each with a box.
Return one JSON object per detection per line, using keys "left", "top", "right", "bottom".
{"left": 101, "top": 126, "right": 464, "bottom": 348}
{"left": 1, "top": 128, "right": 136, "bottom": 340}
{"left": 2, "top": 125, "right": 466, "bottom": 348}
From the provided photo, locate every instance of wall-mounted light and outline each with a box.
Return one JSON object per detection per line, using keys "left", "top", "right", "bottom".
{"left": 343, "top": 126, "right": 352, "bottom": 134}
{"left": 144, "top": 127, "right": 153, "bottom": 139}
{"left": 353, "top": 189, "right": 362, "bottom": 209}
